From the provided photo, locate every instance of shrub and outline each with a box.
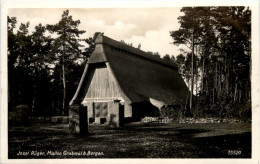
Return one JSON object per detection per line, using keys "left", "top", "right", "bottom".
{"left": 9, "top": 104, "right": 30, "bottom": 126}
{"left": 193, "top": 95, "right": 251, "bottom": 122}
{"left": 160, "top": 105, "right": 185, "bottom": 122}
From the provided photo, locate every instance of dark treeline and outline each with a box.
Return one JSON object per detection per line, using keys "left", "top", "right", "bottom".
{"left": 170, "top": 7, "right": 251, "bottom": 119}
{"left": 8, "top": 7, "right": 251, "bottom": 120}
{"left": 8, "top": 10, "right": 99, "bottom": 116}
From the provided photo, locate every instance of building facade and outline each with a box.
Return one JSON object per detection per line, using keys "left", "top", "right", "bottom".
{"left": 69, "top": 34, "right": 188, "bottom": 132}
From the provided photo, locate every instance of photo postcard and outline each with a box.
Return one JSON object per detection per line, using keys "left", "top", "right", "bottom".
{"left": 1, "top": 0, "right": 259, "bottom": 164}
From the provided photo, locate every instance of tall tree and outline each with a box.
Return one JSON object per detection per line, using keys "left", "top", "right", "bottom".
{"left": 170, "top": 7, "right": 205, "bottom": 113}
{"left": 15, "top": 22, "right": 35, "bottom": 105}
{"left": 8, "top": 16, "right": 18, "bottom": 110}
{"left": 213, "top": 7, "right": 251, "bottom": 98}
{"left": 47, "top": 10, "right": 85, "bottom": 115}
{"left": 170, "top": 7, "right": 251, "bottom": 119}
{"left": 30, "top": 24, "right": 52, "bottom": 113}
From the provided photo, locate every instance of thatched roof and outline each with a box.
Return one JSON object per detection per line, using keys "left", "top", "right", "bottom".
{"left": 70, "top": 34, "right": 189, "bottom": 106}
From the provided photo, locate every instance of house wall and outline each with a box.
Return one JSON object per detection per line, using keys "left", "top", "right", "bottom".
{"left": 84, "top": 65, "right": 121, "bottom": 99}
{"left": 81, "top": 64, "right": 132, "bottom": 124}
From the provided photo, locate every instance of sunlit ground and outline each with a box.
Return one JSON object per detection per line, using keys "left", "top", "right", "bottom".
{"left": 8, "top": 122, "right": 251, "bottom": 158}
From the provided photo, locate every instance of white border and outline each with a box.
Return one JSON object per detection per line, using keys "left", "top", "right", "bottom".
{"left": 1, "top": 1, "right": 259, "bottom": 164}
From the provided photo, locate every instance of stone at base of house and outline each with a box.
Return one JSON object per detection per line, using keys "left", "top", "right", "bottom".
{"left": 107, "top": 100, "right": 123, "bottom": 128}
{"left": 69, "top": 104, "right": 88, "bottom": 135}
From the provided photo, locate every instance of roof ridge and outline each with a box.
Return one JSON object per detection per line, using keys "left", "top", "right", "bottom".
{"left": 95, "top": 34, "right": 178, "bottom": 70}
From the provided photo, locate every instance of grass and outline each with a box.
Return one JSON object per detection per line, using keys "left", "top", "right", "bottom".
{"left": 8, "top": 122, "right": 251, "bottom": 158}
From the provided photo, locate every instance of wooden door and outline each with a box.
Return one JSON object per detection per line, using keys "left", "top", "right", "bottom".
{"left": 94, "top": 102, "right": 108, "bottom": 118}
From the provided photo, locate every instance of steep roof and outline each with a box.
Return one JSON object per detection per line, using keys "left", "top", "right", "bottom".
{"left": 70, "top": 34, "right": 189, "bottom": 106}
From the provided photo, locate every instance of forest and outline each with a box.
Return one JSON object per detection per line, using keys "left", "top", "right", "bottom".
{"left": 170, "top": 7, "right": 251, "bottom": 120}
{"left": 8, "top": 7, "right": 251, "bottom": 121}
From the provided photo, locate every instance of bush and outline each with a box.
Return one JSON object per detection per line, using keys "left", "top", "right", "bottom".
{"left": 160, "top": 105, "right": 186, "bottom": 122}
{"left": 9, "top": 104, "right": 30, "bottom": 126}
{"left": 193, "top": 95, "right": 251, "bottom": 122}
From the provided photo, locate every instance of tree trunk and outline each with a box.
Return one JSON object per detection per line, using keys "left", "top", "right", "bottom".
{"left": 32, "top": 82, "right": 37, "bottom": 114}
{"left": 213, "top": 62, "right": 217, "bottom": 103}
{"left": 196, "top": 70, "right": 198, "bottom": 96}
{"left": 225, "top": 61, "right": 229, "bottom": 96}
{"left": 195, "top": 46, "right": 198, "bottom": 96}
{"left": 9, "top": 65, "right": 15, "bottom": 111}
{"left": 212, "top": 81, "right": 214, "bottom": 103}
{"left": 62, "top": 56, "right": 66, "bottom": 116}
{"left": 62, "top": 40, "right": 66, "bottom": 115}
{"left": 234, "top": 83, "right": 237, "bottom": 102}
{"left": 202, "top": 57, "right": 205, "bottom": 94}
{"left": 186, "top": 76, "right": 191, "bottom": 111}
{"left": 189, "top": 27, "right": 195, "bottom": 113}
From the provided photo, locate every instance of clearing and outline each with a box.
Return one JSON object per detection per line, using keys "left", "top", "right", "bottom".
{"left": 8, "top": 122, "right": 251, "bottom": 158}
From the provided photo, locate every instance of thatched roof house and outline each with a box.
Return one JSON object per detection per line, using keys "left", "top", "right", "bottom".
{"left": 69, "top": 34, "right": 188, "bottom": 127}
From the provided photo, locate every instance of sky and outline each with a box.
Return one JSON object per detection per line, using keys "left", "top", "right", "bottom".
{"left": 8, "top": 8, "right": 184, "bottom": 57}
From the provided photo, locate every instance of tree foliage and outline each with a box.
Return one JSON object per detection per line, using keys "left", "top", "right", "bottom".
{"left": 171, "top": 7, "right": 251, "bottom": 119}
{"left": 7, "top": 8, "right": 251, "bottom": 121}
{"left": 8, "top": 10, "right": 97, "bottom": 116}
{"left": 46, "top": 10, "right": 86, "bottom": 115}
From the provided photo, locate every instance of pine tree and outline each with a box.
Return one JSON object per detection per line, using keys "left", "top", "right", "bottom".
{"left": 170, "top": 7, "right": 204, "bottom": 113}
{"left": 8, "top": 16, "right": 18, "bottom": 110}
{"left": 170, "top": 7, "right": 251, "bottom": 119}
{"left": 30, "top": 24, "right": 52, "bottom": 113}
{"left": 47, "top": 10, "right": 85, "bottom": 115}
